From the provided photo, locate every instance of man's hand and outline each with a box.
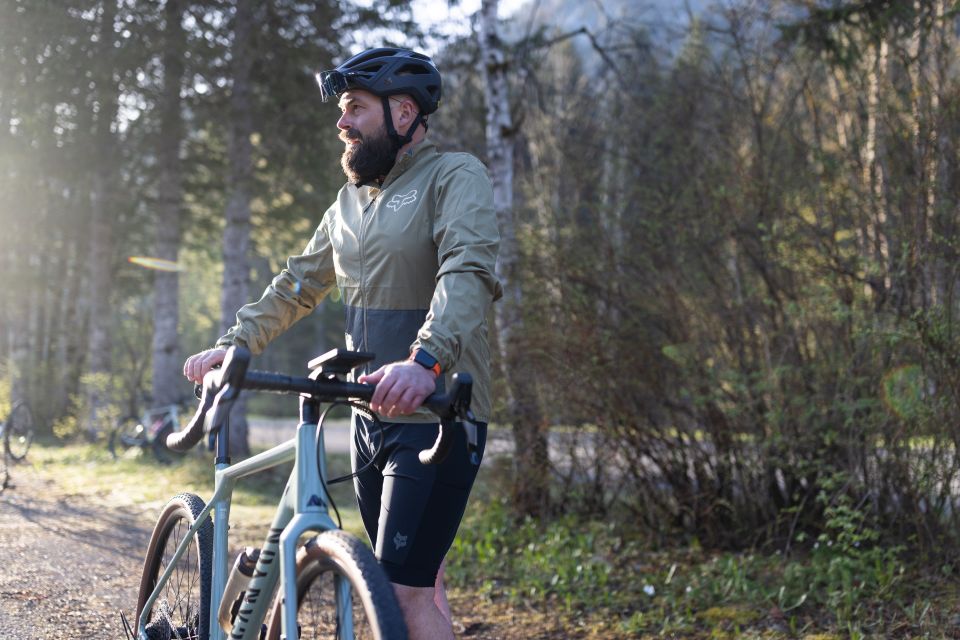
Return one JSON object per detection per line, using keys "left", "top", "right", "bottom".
{"left": 183, "top": 347, "right": 228, "bottom": 384}
{"left": 359, "top": 360, "right": 437, "bottom": 418}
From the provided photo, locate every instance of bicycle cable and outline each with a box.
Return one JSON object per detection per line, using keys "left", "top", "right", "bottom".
{"left": 316, "top": 400, "right": 387, "bottom": 530}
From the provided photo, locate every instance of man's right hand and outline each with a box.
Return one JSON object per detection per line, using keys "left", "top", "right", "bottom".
{"left": 183, "top": 347, "right": 228, "bottom": 384}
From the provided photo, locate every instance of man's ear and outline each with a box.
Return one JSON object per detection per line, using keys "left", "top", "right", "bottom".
{"left": 399, "top": 99, "right": 418, "bottom": 128}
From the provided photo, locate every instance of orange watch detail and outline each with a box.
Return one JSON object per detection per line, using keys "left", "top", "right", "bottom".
{"left": 410, "top": 349, "right": 441, "bottom": 378}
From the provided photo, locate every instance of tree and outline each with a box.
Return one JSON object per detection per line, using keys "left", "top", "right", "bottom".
{"left": 152, "top": 0, "right": 188, "bottom": 408}
{"left": 84, "top": 0, "right": 125, "bottom": 437}
{"left": 479, "top": 0, "right": 551, "bottom": 517}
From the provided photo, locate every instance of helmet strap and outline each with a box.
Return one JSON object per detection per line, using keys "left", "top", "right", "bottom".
{"left": 381, "top": 96, "right": 425, "bottom": 149}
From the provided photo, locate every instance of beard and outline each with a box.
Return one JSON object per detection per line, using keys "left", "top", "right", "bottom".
{"left": 340, "top": 124, "right": 400, "bottom": 186}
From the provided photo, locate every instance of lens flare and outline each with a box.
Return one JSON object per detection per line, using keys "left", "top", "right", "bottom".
{"left": 881, "top": 364, "right": 927, "bottom": 420}
{"left": 128, "top": 256, "right": 184, "bottom": 272}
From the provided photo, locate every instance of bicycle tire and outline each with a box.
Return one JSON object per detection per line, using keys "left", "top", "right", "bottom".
{"left": 152, "top": 423, "right": 187, "bottom": 465}
{"left": 0, "top": 449, "right": 8, "bottom": 492}
{"left": 136, "top": 493, "right": 213, "bottom": 640}
{"left": 109, "top": 416, "right": 146, "bottom": 460}
{"left": 5, "top": 401, "right": 34, "bottom": 462}
{"left": 264, "top": 529, "right": 408, "bottom": 640}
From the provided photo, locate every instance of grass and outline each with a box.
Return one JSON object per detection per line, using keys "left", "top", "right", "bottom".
{"left": 18, "top": 438, "right": 960, "bottom": 638}
{"left": 23, "top": 437, "right": 367, "bottom": 545}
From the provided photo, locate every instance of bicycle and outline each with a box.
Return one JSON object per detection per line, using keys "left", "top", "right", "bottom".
{"left": 110, "top": 403, "right": 186, "bottom": 464}
{"left": 122, "top": 345, "right": 479, "bottom": 640}
{"left": 1, "top": 400, "right": 35, "bottom": 463}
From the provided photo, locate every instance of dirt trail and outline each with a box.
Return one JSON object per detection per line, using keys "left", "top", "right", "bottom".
{"left": 0, "top": 451, "right": 576, "bottom": 640}
{"left": 0, "top": 468, "right": 149, "bottom": 639}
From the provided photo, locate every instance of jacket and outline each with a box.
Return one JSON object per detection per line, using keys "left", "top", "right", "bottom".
{"left": 216, "top": 140, "right": 502, "bottom": 422}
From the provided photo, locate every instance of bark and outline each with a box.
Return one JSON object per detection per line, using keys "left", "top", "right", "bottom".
{"left": 480, "top": 0, "right": 550, "bottom": 517}
{"left": 84, "top": 0, "right": 122, "bottom": 437}
{"left": 220, "top": 0, "right": 256, "bottom": 457}
{"left": 151, "top": 0, "right": 187, "bottom": 408}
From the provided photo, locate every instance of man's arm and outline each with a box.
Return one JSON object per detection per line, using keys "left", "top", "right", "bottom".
{"left": 184, "top": 208, "right": 338, "bottom": 383}
{"left": 414, "top": 155, "right": 502, "bottom": 371}
{"left": 362, "top": 155, "right": 501, "bottom": 415}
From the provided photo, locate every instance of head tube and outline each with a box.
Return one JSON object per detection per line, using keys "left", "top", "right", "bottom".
{"left": 315, "top": 69, "right": 349, "bottom": 102}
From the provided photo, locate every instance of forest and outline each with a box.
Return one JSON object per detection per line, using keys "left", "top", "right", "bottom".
{"left": 3, "top": 0, "right": 960, "bottom": 635}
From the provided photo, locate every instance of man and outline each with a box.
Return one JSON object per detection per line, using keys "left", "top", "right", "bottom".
{"left": 183, "top": 47, "right": 501, "bottom": 639}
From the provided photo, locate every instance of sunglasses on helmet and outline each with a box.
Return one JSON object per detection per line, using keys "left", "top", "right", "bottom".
{"left": 315, "top": 69, "right": 355, "bottom": 102}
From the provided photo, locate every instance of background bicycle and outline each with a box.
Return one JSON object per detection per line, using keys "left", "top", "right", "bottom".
{"left": 1, "top": 400, "right": 35, "bottom": 463}
{"left": 109, "top": 403, "right": 187, "bottom": 464}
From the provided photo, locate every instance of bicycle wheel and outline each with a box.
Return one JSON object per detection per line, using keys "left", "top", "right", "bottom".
{"left": 5, "top": 401, "right": 34, "bottom": 462}
{"left": 265, "top": 530, "right": 407, "bottom": 640}
{"left": 152, "top": 423, "right": 186, "bottom": 465}
{"left": 109, "top": 416, "right": 146, "bottom": 459}
{"left": 135, "top": 493, "right": 212, "bottom": 640}
{"left": 0, "top": 449, "right": 9, "bottom": 492}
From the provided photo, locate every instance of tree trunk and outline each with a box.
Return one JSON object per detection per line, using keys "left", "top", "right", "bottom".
{"left": 84, "top": 0, "right": 122, "bottom": 437}
{"left": 861, "top": 38, "right": 890, "bottom": 302}
{"left": 220, "top": 0, "right": 256, "bottom": 457}
{"left": 479, "top": 0, "right": 550, "bottom": 518}
{"left": 151, "top": 0, "right": 187, "bottom": 408}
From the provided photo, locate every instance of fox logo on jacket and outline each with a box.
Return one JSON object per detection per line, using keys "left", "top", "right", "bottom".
{"left": 386, "top": 189, "right": 417, "bottom": 211}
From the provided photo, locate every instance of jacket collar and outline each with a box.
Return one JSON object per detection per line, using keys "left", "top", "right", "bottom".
{"left": 365, "top": 139, "right": 437, "bottom": 195}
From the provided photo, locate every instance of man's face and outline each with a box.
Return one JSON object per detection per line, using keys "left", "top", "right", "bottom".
{"left": 337, "top": 90, "right": 399, "bottom": 186}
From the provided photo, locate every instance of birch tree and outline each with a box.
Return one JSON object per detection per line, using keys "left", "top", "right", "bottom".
{"left": 479, "top": 0, "right": 550, "bottom": 517}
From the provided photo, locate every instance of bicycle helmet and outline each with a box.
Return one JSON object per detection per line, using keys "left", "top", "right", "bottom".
{"left": 316, "top": 48, "right": 442, "bottom": 147}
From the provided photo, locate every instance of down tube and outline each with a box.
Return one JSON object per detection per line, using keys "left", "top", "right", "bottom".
{"left": 226, "top": 477, "right": 294, "bottom": 640}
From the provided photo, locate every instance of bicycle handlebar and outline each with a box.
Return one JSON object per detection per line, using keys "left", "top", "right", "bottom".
{"left": 167, "top": 346, "right": 478, "bottom": 466}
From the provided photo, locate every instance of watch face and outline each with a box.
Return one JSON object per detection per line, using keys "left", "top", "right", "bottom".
{"left": 414, "top": 349, "right": 438, "bottom": 369}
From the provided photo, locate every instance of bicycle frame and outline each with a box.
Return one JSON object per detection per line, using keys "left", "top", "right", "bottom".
{"left": 138, "top": 397, "right": 347, "bottom": 640}
{"left": 143, "top": 405, "right": 182, "bottom": 443}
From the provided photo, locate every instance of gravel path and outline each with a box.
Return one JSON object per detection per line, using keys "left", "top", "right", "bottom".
{"left": 0, "top": 467, "right": 150, "bottom": 639}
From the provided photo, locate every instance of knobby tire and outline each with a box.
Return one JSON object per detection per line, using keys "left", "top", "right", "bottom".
{"left": 265, "top": 529, "right": 408, "bottom": 640}
{"left": 136, "top": 493, "right": 213, "bottom": 640}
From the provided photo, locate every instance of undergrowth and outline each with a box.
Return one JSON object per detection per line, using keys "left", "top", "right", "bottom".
{"left": 446, "top": 471, "right": 960, "bottom": 639}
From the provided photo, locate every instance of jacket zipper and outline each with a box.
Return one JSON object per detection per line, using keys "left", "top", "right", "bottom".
{"left": 358, "top": 193, "right": 378, "bottom": 356}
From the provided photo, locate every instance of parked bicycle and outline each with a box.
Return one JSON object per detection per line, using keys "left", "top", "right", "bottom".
{"left": 121, "top": 345, "right": 478, "bottom": 640}
{"left": 1, "top": 400, "right": 35, "bottom": 463}
{"left": 109, "top": 403, "right": 186, "bottom": 464}
{"left": 0, "top": 438, "right": 8, "bottom": 492}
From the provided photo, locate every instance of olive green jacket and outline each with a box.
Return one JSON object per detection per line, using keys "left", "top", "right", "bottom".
{"left": 217, "top": 140, "right": 502, "bottom": 422}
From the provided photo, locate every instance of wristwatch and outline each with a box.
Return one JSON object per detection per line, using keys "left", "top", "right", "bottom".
{"left": 409, "top": 348, "right": 441, "bottom": 378}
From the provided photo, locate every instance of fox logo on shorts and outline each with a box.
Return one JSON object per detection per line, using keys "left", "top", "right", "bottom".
{"left": 393, "top": 531, "right": 408, "bottom": 550}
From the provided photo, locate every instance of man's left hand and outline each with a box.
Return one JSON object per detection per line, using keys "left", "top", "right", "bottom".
{"left": 358, "top": 360, "right": 438, "bottom": 417}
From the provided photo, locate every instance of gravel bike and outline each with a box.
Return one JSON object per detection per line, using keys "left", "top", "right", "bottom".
{"left": 122, "top": 345, "right": 479, "bottom": 640}
{"left": 1, "top": 400, "right": 35, "bottom": 463}
{"left": 109, "top": 403, "right": 186, "bottom": 464}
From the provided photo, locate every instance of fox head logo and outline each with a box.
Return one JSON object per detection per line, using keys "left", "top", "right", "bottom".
{"left": 386, "top": 189, "right": 418, "bottom": 212}
{"left": 393, "top": 531, "right": 408, "bottom": 550}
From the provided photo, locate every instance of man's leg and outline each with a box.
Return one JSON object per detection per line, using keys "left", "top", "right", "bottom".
{"left": 393, "top": 582, "right": 454, "bottom": 640}
{"left": 434, "top": 558, "right": 452, "bottom": 623}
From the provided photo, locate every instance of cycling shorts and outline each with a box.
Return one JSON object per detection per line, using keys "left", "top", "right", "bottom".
{"left": 351, "top": 413, "right": 487, "bottom": 587}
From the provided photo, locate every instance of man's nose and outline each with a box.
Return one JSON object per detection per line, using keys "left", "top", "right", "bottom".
{"left": 337, "top": 112, "right": 350, "bottom": 130}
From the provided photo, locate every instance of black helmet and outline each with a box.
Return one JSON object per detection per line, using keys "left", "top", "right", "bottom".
{"left": 316, "top": 48, "right": 442, "bottom": 115}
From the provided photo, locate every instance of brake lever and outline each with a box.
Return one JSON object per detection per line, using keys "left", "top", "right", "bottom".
{"left": 461, "top": 413, "right": 480, "bottom": 467}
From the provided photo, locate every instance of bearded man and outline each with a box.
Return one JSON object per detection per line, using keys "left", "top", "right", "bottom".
{"left": 184, "top": 47, "right": 501, "bottom": 640}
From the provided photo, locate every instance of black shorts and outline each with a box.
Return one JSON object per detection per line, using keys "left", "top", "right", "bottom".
{"left": 351, "top": 414, "right": 487, "bottom": 587}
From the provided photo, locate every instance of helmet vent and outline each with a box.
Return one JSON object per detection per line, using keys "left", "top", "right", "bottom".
{"left": 398, "top": 63, "right": 431, "bottom": 75}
